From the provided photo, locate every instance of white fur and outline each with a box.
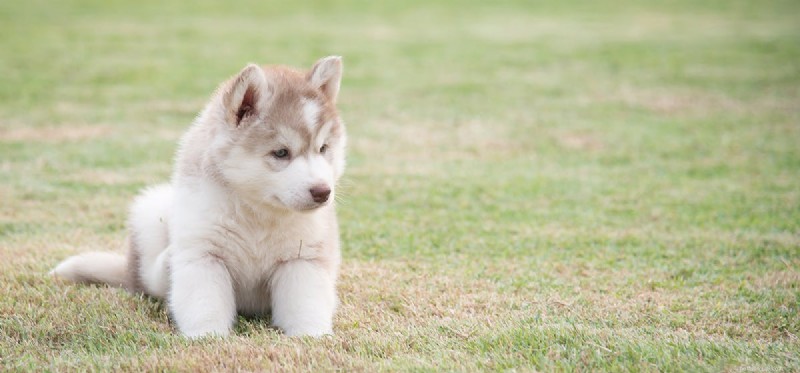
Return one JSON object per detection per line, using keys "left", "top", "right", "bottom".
{"left": 52, "top": 57, "right": 346, "bottom": 339}
{"left": 270, "top": 260, "right": 336, "bottom": 336}
{"left": 51, "top": 252, "right": 128, "bottom": 287}
{"left": 160, "top": 175, "right": 339, "bottom": 338}
{"left": 274, "top": 156, "right": 334, "bottom": 210}
{"left": 302, "top": 99, "right": 320, "bottom": 129}
{"left": 128, "top": 184, "right": 172, "bottom": 298}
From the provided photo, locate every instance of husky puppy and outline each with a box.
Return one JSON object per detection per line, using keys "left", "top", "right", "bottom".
{"left": 52, "top": 56, "right": 346, "bottom": 338}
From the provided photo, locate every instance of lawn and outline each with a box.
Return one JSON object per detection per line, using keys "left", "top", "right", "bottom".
{"left": 1, "top": 0, "right": 799, "bottom": 371}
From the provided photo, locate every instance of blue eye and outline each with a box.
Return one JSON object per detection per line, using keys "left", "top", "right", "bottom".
{"left": 272, "top": 148, "right": 289, "bottom": 159}
{"left": 320, "top": 144, "right": 328, "bottom": 154}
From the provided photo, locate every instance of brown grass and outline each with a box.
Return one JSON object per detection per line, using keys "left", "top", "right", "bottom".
{"left": 0, "top": 125, "right": 112, "bottom": 143}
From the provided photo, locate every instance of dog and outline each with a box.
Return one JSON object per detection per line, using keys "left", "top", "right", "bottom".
{"left": 51, "top": 56, "right": 347, "bottom": 338}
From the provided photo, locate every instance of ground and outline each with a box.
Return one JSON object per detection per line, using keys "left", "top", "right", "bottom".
{"left": 1, "top": 0, "right": 799, "bottom": 371}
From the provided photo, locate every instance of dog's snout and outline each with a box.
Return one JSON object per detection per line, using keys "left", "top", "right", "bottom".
{"left": 309, "top": 185, "right": 331, "bottom": 203}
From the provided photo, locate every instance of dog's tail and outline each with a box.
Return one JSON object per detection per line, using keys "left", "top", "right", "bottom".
{"left": 51, "top": 252, "right": 130, "bottom": 289}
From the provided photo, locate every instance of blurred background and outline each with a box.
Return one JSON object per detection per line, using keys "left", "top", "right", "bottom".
{"left": 2, "top": 0, "right": 797, "bottom": 255}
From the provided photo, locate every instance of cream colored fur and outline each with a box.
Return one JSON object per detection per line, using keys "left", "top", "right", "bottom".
{"left": 52, "top": 56, "right": 346, "bottom": 338}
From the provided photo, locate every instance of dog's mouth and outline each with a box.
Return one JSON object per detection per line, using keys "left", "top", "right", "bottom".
{"left": 297, "top": 199, "right": 330, "bottom": 212}
{"left": 271, "top": 196, "right": 329, "bottom": 212}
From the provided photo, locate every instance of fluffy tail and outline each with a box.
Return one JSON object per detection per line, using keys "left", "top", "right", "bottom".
{"left": 51, "top": 252, "right": 130, "bottom": 289}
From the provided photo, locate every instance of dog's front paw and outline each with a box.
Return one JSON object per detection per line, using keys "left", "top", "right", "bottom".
{"left": 270, "top": 260, "right": 337, "bottom": 338}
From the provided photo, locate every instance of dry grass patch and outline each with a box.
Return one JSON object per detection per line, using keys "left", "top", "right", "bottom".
{"left": 555, "top": 131, "right": 605, "bottom": 152}
{"left": 754, "top": 270, "right": 800, "bottom": 289}
{"left": 0, "top": 124, "right": 112, "bottom": 144}
{"left": 1, "top": 251, "right": 797, "bottom": 370}
{"left": 340, "top": 260, "right": 529, "bottom": 322}
{"left": 63, "top": 164, "right": 172, "bottom": 186}
{"left": 607, "top": 84, "right": 798, "bottom": 117}
{"left": 353, "top": 117, "right": 523, "bottom": 164}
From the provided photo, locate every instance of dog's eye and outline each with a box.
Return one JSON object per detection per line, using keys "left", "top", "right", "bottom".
{"left": 319, "top": 144, "right": 328, "bottom": 154}
{"left": 272, "top": 148, "right": 290, "bottom": 159}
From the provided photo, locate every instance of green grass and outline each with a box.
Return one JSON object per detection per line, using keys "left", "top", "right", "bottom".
{"left": 1, "top": 0, "right": 799, "bottom": 371}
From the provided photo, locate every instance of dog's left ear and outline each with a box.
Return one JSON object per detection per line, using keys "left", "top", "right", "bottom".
{"left": 223, "top": 64, "right": 273, "bottom": 128}
{"left": 308, "top": 56, "right": 343, "bottom": 103}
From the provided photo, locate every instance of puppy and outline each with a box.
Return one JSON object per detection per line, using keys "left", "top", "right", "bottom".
{"left": 52, "top": 56, "right": 346, "bottom": 338}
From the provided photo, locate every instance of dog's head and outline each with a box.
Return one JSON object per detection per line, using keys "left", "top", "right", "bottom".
{"left": 205, "top": 56, "right": 346, "bottom": 212}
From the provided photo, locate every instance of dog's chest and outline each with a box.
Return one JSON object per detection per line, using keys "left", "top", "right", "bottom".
{"left": 223, "top": 224, "right": 302, "bottom": 278}
{"left": 219, "top": 215, "right": 328, "bottom": 314}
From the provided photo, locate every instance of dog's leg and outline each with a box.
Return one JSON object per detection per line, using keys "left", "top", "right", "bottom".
{"left": 270, "top": 260, "right": 336, "bottom": 336}
{"left": 168, "top": 250, "right": 236, "bottom": 338}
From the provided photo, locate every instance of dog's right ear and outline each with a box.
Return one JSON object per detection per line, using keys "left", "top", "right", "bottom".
{"left": 222, "top": 64, "right": 273, "bottom": 128}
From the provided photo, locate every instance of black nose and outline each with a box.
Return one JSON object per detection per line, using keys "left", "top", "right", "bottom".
{"left": 309, "top": 185, "right": 331, "bottom": 203}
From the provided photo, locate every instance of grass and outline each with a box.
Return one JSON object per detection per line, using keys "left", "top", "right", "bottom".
{"left": 1, "top": 0, "right": 799, "bottom": 371}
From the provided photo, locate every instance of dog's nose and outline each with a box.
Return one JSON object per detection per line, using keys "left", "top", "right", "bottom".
{"left": 309, "top": 185, "right": 331, "bottom": 203}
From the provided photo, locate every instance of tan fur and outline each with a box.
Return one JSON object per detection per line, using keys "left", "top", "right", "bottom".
{"left": 126, "top": 234, "right": 143, "bottom": 293}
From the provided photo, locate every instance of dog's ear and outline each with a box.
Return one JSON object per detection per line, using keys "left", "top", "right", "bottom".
{"left": 308, "top": 56, "right": 342, "bottom": 103}
{"left": 222, "top": 64, "right": 273, "bottom": 128}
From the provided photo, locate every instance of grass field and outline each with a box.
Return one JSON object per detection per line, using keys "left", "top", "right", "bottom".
{"left": 1, "top": 0, "right": 799, "bottom": 371}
